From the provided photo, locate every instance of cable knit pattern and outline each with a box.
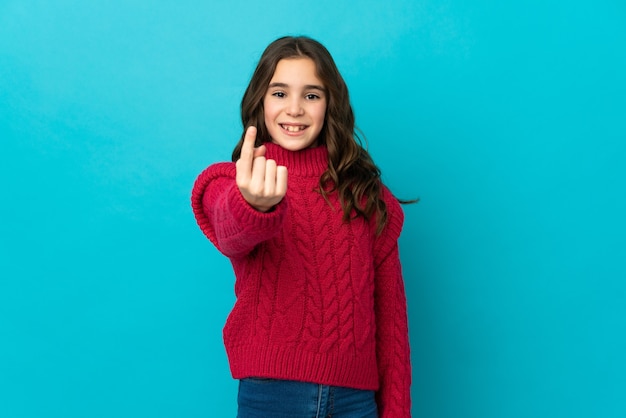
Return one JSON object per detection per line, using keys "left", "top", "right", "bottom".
{"left": 191, "top": 143, "right": 411, "bottom": 417}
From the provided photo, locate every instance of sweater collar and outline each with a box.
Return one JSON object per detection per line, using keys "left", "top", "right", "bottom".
{"left": 264, "top": 142, "right": 328, "bottom": 177}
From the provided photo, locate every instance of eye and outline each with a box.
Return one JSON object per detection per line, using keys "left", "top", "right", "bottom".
{"left": 272, "top": 91, "right": 286, "bottom": 98}
{"left": 305, "top": 93, "right": 321, "bottom": 100}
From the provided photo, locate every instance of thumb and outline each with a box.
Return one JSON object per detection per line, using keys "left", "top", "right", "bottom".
{"left": 253, "top": 144, "right": 266, "bottom": 158}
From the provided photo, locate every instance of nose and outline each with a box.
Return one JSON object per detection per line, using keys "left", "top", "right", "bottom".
{"left": 286, "top": 97, "right": 304, "bottom": 116}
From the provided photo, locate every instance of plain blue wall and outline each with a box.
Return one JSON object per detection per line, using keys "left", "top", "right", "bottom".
{"left": 1, "top": 1, "right": 625, "bottom": 417}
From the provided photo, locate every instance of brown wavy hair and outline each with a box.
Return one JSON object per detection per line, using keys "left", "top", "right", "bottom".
{"left": 232, "top": 36, "right": 391, "bottom": 233}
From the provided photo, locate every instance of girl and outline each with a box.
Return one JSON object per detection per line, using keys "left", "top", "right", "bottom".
{"left": 192, "top": 36, "right": 411, "bottom": 418}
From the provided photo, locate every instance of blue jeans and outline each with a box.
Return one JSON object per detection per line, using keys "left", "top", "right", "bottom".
{"left": 237, "top": 378, "right": 378, "bottom": 418}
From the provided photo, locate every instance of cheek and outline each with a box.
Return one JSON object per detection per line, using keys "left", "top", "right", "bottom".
{"left": 263, "top": 105, "right": 278, "bottom": 130}
{"left": 262, "top": 99, "right": 273, "bottom": 119}
{"left": 316, "top": 105, "right": 327, "bottom": 125}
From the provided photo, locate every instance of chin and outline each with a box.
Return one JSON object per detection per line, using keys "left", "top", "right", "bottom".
{"left": 272, "top": 137, "right": 318, "bottom": 151}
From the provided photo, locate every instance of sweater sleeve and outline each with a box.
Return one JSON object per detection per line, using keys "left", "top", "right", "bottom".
{"left": 373, "top": 187, "right": 412, "bottom": 417}
{"left": 191, "top": 162, "right": 288, "bottom": 259}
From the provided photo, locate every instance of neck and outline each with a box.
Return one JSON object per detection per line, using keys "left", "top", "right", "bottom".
{"left": 264, "top": 142, "right": 328, "bottom": 177}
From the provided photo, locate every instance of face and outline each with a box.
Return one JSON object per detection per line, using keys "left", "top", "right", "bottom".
{"left": 263, "top": 58, "right": 327, "bottom": 151}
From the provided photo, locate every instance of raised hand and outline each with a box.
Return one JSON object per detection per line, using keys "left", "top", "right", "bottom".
{"left": 235, "top": 126, "right": 288, "bottom": 212}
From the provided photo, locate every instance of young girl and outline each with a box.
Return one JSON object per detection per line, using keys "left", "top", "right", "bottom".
{"left": 192, "top": 36, "right": 411, "bottom": 418}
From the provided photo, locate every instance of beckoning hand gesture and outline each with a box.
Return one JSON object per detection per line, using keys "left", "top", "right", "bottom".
{"left": 236, "top": 126, "right": 288, "bottom": 212}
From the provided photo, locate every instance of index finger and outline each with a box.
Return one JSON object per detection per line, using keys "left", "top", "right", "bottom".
{"left": 239, "top": 126, "right": 257, "bottom": 167}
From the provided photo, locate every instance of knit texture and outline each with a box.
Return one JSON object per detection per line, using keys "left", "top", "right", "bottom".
{"left": 191, "top": 143, "right": 411, "bottom": 417}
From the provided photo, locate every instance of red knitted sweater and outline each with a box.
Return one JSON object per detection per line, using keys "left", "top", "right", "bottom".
{"left": 191, "top": 143, "right": 411, "bottom": 417}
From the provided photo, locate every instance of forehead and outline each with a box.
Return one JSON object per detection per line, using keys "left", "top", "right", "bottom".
{"left": 270, "top": 58, "right": 323, "bottom": 85}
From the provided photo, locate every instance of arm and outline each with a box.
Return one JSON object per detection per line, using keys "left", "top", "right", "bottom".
{"left": 374, "top": 190, "right": 412, "bottom": 417}
{"left": 191, "top": 127, "right": 288, "bottom": 259}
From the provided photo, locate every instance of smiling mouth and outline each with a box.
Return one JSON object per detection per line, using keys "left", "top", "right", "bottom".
{"left": 280, "top": 124, "right": 307, "bottom": 132}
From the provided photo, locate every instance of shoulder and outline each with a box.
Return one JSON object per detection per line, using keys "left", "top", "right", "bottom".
{"left": 380, "top": 184, "right": 404, "bottom": 238}
{"left": 371, "top": 184, "right": 405, "bottom": 264}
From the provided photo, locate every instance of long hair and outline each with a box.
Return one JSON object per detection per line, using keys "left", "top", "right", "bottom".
{"left": 232, "top": 36, "right": 389, "bottom": 233}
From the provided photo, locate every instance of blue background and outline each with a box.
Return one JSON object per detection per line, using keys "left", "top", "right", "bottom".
{"left": 1, "top": 1, "right": 625, "bottom": 417}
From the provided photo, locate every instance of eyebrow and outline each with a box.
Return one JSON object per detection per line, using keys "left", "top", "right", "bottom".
{"left": 268, "top": 82, "right": 326, "bottom": 92}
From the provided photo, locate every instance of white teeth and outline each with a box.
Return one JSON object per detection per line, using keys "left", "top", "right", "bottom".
{"left": 281, "top": 124, "right": 305, "bottom": 132}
